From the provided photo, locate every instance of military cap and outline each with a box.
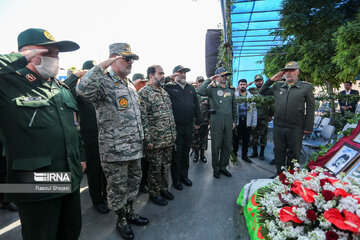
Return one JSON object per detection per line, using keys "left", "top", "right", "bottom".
{"left": 282, "top": 61, "right": 299, "bottom": 71}
{"left": 196, "top": 76, "right": 205, "bottom": 83}
{"left": 109, "top": 43, "right": 139, "bottom": 60}
{"left": 17, "top": 28, "right": 79, "bottom": 52}
{"left": 215, "top": 67, "right": 232, "bottom": 76}
{"left": 82, "top": 60, "right": 96, "bottom": 70}
{"left": 173, "top": 65, "right": 190, "bottom": 74}
{"left": 132, "top": 73, "right": 147, "bottom": 82}
{"left": 254, "top": 74, "right": 263, "bottom": 81}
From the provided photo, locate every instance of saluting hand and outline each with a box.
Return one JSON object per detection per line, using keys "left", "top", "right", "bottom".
{"left": 270, "top": 71, "right": 285, "bottom": 82}
{"left": 98, "top": 56, "right": 122, "bottom": 70}
{"left": 20, "top": 49, "right": 48, "bottom": 62}
{"left": 75, "top": 70, "right": 88, "bottom": 78}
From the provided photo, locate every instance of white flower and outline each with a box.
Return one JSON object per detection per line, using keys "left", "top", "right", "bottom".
{"left": 338, "top": 196, "right": 358, "bottom": 213}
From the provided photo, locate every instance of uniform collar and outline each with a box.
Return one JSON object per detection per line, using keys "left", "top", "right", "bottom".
{"left": 281, "top": 79, "right": 300, "bottom": 88}
{"left": 17, "top": 67, "right": 56, "bottom": 86}
{"left": 174, "top": 80, "right": 190, "bottom": 89}
{"left": 148, "top": 82, "right": 162, "bottom": 93}
{"left": 110, "top": 70, "right": 127, "bottom": 85}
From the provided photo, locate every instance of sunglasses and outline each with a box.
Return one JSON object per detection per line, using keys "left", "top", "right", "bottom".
{"left": 121, "top": 56, "right": 135, "bottom": 62}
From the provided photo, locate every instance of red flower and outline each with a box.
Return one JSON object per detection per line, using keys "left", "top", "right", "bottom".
{"left": 279, "top": 172, "right": 289, "bottom": 185}
{"left": 289, "top": 170, "right": 295, "bottom": 175}
{"left": 278, "top": 193, "right": 287, "bottom": 204}
{"left": 306, "top": 209, "right": 317, "bottom": 221}
{"left": 324, "top": 208, "right": 360, "bottom": 233}
{"left": 334, "top": 188, "right": 349, "bottom": 198}
{"left": 280, "top": 206, "right": 303, "bottom": 223}
{"left": 320, "top": 178, "right": 331, "bottom": 187}
{"left": 322, "top": 190, "right": 335, "bottom": 201}
{"left": 325, "top": 231, "right": 339, "bottom": 240}
{"left": 291, "top": 180, "right": 317, "bottom": 203}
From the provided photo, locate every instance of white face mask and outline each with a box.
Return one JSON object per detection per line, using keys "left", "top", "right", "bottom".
{"left": 34, "top": 56, "right": 59, "bottom": 79}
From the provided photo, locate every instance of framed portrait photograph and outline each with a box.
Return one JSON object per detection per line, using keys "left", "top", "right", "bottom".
{"left": 324, "top": 144, "right": 360, "bottom": 175}
{"left": 345, "top": 158, "right": 360, "bottom": 185}
{"left": 352, "top": 133, "right": 360, "bottom": 144}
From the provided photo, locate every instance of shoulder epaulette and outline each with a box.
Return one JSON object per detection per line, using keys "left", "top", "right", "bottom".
{"left": 211, "top": 84, "right": 217, "bottom": 88}
{"left": 15, "top": 71, "right": 22, "bottom": 76}
{"left": 229, "top": 86, "right": 235, "bottom": 90}
{"left": 301, "top": 81, "right": 312, "bottom": 85}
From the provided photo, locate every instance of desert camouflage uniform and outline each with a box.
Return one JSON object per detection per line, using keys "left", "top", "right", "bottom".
{"left": 248, "top": 87, "right": 274, "bottom": 147}
{"left": 76, "top": 66, "right": 144, "bottom": 211}
{"left": 138, "top": 83, "right": 176, "bottom": 197}
{"left": 192, "top": 94, "right": 210, "bottom": 151}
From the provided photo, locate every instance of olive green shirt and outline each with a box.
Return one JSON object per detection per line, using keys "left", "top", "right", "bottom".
{"left": 0, "top": 53, "right": 82, "bottom": 202}
{"left": 198, "top": 79, "right": 237, "bottom": 124}
{"left": 259, "top": 79, "right": 315, "bottom": 131}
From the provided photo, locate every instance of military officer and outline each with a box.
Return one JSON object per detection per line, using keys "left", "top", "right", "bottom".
{"left": 198, "top": 67, "right": 237, "bottom": 178}
{"left": 164, "top": 65, "right": 200, "bottom": 191}
{"left": 0, "top": 28, "right": 83, "bottom": 240}
{"left": 192, "top": 76, "right": 210, "bottom": 163}
{"left": 132, "top": 73, "right": 148, "bottom": 92}
{"left": 248, "top": 74, "right": 274, "bottom": 160}
{"left": 259, "top": 61, "right": 315, "bottom": 175}
{"left": 64, "top": 60, "right": 109, "bottom": 214}
{"left": 76, "top": 43, "right": 148, "bottom": 240}
{"left": 138, "top": 65, "right": 176, "bottom": 206}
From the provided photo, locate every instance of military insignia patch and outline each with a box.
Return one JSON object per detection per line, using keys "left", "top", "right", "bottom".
{"left": 224, "top": 92, "right": 231, "bottom": 97}
{"left": 43, "top": 31, "right": 55, "bottom": 41}
{"left": 119, "top": 98, "right": 128, "bottom": 108}
{"left": 26, "top": 74, "right": 36, "bottom": 82}
{"left": 217, "top": 90, "right": 224, "bottom": 96}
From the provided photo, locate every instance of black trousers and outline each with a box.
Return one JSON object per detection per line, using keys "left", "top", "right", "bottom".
{"left": 273, "top": 125, "right": 303, "bottom": 174}
{"left": 232, "top": 118, "right": 251, "bottom": 158}
{"left": 140, "top": 157, "right": 149, "bottom": 188}
{"left": 17, "top": 189, "right": 82, "bottom": 240}
{"left": 85, "top": 143, "right": 107, "bottom": 206}
{"left": 171, "top": 123, "right": 193, "bottom": 181}
{"left": 0, "top": 150, "right": 6, "bottom": 202}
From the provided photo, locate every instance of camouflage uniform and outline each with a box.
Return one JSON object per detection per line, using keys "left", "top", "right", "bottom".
{"left": 192, "top": 94, "right": 210, "bottom": 151}
{"left": 76, "top": 66, "right": 144, "bottom": 211}
{"left": 248, "top": 87, "right": 274, "bottom": 148}
{"left": 138, "top": 83, "right": 176, "bottom": 198}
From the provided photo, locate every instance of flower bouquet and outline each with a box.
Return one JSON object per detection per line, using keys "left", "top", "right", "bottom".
{"left": 257, "top": 161, "right": 360, "bottom": 240}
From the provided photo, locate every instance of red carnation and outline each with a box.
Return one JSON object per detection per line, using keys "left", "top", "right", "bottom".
{"left": 322, "top": 190, "right": 335, "bottom": 201}
{"left": 306, "top": 209, "right": 317, "bottom": 221}
{"left": 278, "top": 193, "right": 287, "bottom": 204}
{"left": 325, "top": 231, "right": 339, "bottom": 240}
{"left": 279, "top": 172, "right": 289, "bottom": 185}
{"left": 320, "top": 179, "right": 331, "bottom": 187}
{"left": 289, "top": 170, "right": 295, "bottom": 175}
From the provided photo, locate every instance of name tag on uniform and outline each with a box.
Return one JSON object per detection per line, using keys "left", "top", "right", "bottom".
{"left": 224, "top": 92, "right": 231, "bottom": 97}
{"left": 24, "top": 97, "right": 42, "bottom": 101}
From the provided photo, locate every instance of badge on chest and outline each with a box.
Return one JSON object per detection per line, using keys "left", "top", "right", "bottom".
{"left": 217, "top": 90, "right": 224, "bottom": 96}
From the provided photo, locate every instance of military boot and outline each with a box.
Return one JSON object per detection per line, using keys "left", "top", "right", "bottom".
{"left": 125, "top": 201, "right": 149, "bottom": 226}
{"left": 259, "top": 146, "right": 265, "bottom": 160}
{"left": 115, "top": 207, "right": 134, "bottom": 240}
{"left": 200, "top": 149, "right": 207, "bottom": 163}
{"left": 249, "top": 146, "right": 258, "bottom": 158}
{"left": 193, "top": 150, "right": 199, "bottom": 162}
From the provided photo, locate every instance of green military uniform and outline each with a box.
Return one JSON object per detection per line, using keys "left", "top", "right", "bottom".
{"left": 260, "top": 63, "right": 315, "bottom": 174}
{"left": 0, "top": 28, "right": 82, "bottom": 240}
{"left": 64, "top": 61, "right": 107, "bottom": 211}
{"left": 198, "top": 79, "right": 237, "bottom": 172}
{"left": 248, "top": 86, "right": 274, "bottom": 159}
{"left": 0, "top": 53, "right": 83, "bottom": 239}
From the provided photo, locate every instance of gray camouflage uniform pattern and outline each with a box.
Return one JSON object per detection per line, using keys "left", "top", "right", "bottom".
{"left": 76, "top": 65, "right": 143, "bottom": 211}
{"left": 138, "top": 83, "right": 176, "bottom": 197}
